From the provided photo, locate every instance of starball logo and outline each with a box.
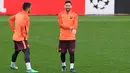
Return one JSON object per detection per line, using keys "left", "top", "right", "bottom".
{"left": 90, "top": 0, "right": 110, "bottom": 10}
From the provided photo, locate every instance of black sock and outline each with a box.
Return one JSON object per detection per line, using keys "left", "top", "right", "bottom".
{"left": 61, "top": 53, "right": 66, "bottom": 63}
{"left": 69, "top": 52, "right": 74, "bottom": 63}
{"left": 22, "top": 48, "right": 30, "bottom": 63}
{"left": 12, "top": 51, "right": 20, "bottom": 62}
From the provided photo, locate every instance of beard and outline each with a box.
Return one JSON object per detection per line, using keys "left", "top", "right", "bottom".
{"left": 28, "top": 10, "right": 30, "bottom": 13}
{"left": 66, "top": 8, "right": 71, "bottom": 12}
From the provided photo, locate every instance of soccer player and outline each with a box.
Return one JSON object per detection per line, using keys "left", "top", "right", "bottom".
{"left": 58, "top": 1, "right": 78, "bottom": 73}
{"left": 8, "top": 2, "right": 38, "bottom": 73}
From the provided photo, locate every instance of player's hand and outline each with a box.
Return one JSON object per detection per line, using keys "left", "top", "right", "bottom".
{"left": 72, "top": 29, "right": 76, "bottom": 34}
{"left": 70, "top": 26, "right": 73, "bottom": 30}
{"left": 13, "top": 30, "right": 15, "bottom": 33}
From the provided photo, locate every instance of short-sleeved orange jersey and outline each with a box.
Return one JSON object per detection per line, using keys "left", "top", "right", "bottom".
{"left": 8, "top": 11, "right": 30, "bottom": 41}
{"left": 58, "top": 11, "right": 78, "bottom": 40}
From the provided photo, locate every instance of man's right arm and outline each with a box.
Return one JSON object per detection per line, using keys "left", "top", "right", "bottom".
{"left": 21, "top": 17, "right": 29, "bottom": 38}
{"left": 8, "top": 15, "right": 15, "bottom": 32}
{"left": 58, "top": 14, "right": 72, "bottom": 30}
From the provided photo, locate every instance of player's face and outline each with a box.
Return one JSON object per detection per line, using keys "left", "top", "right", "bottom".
{"left": 64, "top": 3, "right": 72, "bottom": 12}
{"left": 27, "top": 6, "right": 31, "bottom": 13}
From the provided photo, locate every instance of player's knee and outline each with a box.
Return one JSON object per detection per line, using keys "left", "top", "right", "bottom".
{"left": 58, "top": 48, "right": 67, "bottom": 53}
{"left": 13, "top": 51, "right": 20, "bottom": 55}
{"left": 25, "top": 58, "right": 30, "bottom": 63}
{"left": 69, "top": 52, "right": 74, "bottom": 55}
{"left": 23, "top": 48, "right": 30, "bottom": 54}
{"left": 61, "top": 53, "right": 66, "bottom": 56}
{"left": 69, "top": 48, "right": 75, "bottom": 53}
{"left": 26, "top": 48, "right": 30, "bottom": 53}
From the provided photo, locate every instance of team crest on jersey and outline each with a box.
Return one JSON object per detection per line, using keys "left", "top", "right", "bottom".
{"left": 70, "top": 16, "right": 73, "bottom": 19}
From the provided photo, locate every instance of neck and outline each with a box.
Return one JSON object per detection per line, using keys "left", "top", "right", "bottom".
{"left": 23, "top": 10, "right": 28, "bottom": 14}
{"left": 67, "top": 11, "right": 69, "bottom": 14}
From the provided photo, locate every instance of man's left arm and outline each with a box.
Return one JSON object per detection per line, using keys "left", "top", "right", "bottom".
{"left": 72, "top": 14, "right": 78, "bottom": 34}
{"left": 73, "top": 14, "right": 78, "bottom": 30}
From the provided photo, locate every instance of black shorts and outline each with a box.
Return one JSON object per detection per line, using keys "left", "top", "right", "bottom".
{"left": 58, "top": 40, "right": 76, "bottom": 53}
{"left": 14, "top": 40, "right": 29, "bottom": 51}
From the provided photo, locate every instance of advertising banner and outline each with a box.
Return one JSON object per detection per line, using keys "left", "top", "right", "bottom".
{"left": 85, "top": 0, "right": 115, "bottom": 15}
{"left": 0, "top": 0, "right": 85, "bottom": 15}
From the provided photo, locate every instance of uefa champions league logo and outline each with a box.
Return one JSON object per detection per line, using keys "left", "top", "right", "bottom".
{"left": 0, "top": 0, "right": 6, "bottom": 13}
{"left": 90, "top": 0, "right": 110, "bottom": 10}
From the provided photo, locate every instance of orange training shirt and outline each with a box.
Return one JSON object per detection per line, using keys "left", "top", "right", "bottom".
{"left": 58, "top": 11, "right": 78, "bottom": 40}
{"left": 8, "top": 11, "right": 30, "bottom": 41}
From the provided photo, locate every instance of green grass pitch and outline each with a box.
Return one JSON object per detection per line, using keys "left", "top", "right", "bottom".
{"left": 0, "top": 16, "right": 130, "bottom": 73}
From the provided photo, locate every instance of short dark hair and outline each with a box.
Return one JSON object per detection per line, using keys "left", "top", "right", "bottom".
{"left": 64, "top": 1, "right": 72, "bottom": 5}
{"left": 22, "top": 2, "right": 31, "bottom": 10}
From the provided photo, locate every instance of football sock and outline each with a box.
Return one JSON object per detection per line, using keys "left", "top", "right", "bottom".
{"left": 70, "top": 63, "right": 74, "bottom": 69}
{"left": 22, "top": 48, "right": 32, "bottom": 70}
{"left": 62, "top": 62, "right": 66, "bottom": 66}
{"left": 10, "top": 62, "right": 16, "bottom": 67}
{"left": 69, "top": 52, "right": 74, "bottom": 63}
{"left": 69, "top": 52, "right": 75, "bottom": 69}
{"left": 22, "top": 48, "right": 30, "bottom": 63}
{"left": 26, "top": 62, "right": 32, "bottom": 70}
{"left": 11, "top": 51, "right": 20, "bottom": 67}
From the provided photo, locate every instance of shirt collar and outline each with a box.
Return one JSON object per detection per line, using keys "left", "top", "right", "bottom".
{"left": 22, "top": 10, "right": 28, "bottom": 15}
